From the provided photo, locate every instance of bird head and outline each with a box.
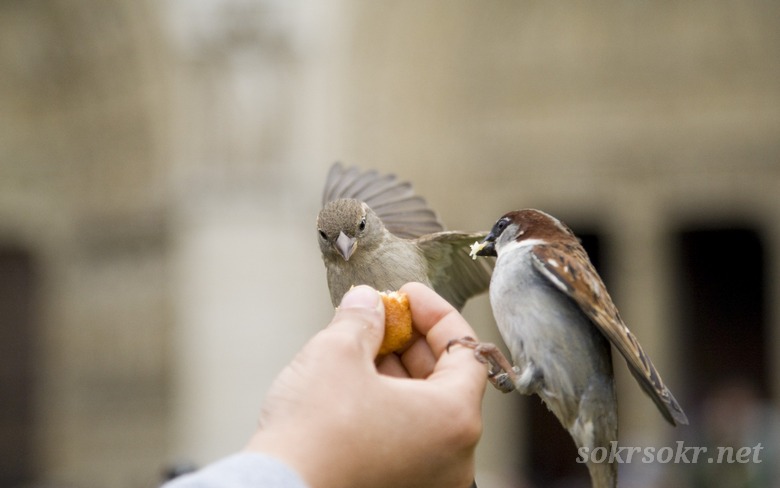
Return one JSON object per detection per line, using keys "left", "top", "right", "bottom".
{"left": 476, "top": 209, "right": 574, "bottom": 257}
{"left": 317, "top": 198, "right": 384, "bottom": 261}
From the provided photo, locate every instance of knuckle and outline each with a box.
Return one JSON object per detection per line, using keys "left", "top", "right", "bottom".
{"left": 315, "top": 328, "right": 365, "bottom": 357}
{"left": 337, "top": 305, "right": 384, "bottom": 325}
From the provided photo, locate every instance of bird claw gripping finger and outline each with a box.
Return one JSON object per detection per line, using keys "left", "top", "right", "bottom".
{"left": 447, "top": 336, "right": 519, "bottom": 393}
{"left": 491, "top": 369, "right": 519, "bottom": 394}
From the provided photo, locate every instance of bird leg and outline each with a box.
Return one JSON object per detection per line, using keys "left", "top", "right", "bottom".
{"left": 447, "top": 336, "right": 520, "bottom": 394}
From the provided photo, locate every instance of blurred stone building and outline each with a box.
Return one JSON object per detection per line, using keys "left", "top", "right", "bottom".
{"left": 1, "top": 1, "right": 779, "bottom": 487}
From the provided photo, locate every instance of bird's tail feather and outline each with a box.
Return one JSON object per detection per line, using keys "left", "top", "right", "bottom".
{"left": 628, "top": 367, "right": 689, "bottom": 426}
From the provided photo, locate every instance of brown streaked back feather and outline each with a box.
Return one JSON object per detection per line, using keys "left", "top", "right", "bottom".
{"left": 529, "top": 242, "right": 688, "bottom": 426}
{"left": 322, "top": 163, "right": 444, "bottom": 238}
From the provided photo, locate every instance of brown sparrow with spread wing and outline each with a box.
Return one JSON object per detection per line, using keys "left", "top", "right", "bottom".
{"left": 317, "top": 163, "right": 493, "bottom": 311}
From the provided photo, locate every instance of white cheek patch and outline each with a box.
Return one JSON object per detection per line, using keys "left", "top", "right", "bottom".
{"left": 497, "top": 238, "right": 546, "bottom": 255}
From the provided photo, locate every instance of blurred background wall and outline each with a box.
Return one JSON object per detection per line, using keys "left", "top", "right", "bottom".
{"left": 1, "top": 1, "right": 779, "bottom": 487}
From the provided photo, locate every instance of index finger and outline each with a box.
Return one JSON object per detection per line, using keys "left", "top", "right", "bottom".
{"left": 399, "top": 282, "right": 488, "bottom": 389}
{"left": 400, "top": 282, "right": 478, "bottom": 357}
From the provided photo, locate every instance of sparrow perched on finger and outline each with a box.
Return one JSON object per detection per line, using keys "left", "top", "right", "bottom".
{"left": 316, "top": 163, "right": 493, "bottom": 311}
{"left": 461, "top": 209, "right": 687, "bottom": 488}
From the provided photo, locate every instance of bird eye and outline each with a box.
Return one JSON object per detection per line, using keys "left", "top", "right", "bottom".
{"left": 495, "top": 218, "right": 509, "bottom": 233}
{"left": 318, "top": 230, "right": 327, "bottom": 240}
{"left": 358, "top": 218, "right": 366, "bottom": 232}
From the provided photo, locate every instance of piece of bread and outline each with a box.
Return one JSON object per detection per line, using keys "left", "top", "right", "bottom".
{"left": 378, "top": 291, "right": 413, "bottom": 356}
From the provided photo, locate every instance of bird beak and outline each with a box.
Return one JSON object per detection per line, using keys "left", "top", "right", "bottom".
{"left": 475, "top": 232, "right": 498, "bottom": 257}
{"left": 335, "top": 231, "right": 357, "bottom": 261}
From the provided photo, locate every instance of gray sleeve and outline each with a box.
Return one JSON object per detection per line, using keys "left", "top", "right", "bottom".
{"left": 161, "top": 452, "right": 310, "bottom": 488}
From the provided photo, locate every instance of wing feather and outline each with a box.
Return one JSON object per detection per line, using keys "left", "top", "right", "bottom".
{"left": 530, "top": 243, "right": 688, "bottom": 426}
{"left": 418, "top": 231, "right": 494, "bottom": 311}
{"left": 322, "top": 163, "right": 445, "bottom": 238}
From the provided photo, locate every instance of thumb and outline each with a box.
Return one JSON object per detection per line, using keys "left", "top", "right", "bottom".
{"left": 326, "top": 285, "right": 386, "bottom": 358}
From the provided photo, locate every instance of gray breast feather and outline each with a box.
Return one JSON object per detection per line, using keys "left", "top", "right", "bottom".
{"left": 490, "top": 247, "right": 613, "bottom": 411}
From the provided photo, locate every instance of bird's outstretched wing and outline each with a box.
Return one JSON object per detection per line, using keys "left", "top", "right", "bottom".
{"left": 418, "top": 231, "right": 494, "bottom": 311}
{"left": 529, "top": 242, "right": 689, "bottom": 426}
{"left": 322, "top": 163, "right": 444, "bottom": 239}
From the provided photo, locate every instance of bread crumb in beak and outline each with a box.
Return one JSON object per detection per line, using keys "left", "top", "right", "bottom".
{"left": 469, "top": 241, "right": 486, "bottom": 260}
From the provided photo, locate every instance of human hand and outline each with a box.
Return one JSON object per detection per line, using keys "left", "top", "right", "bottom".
{"left": 247, "top": 283, "right": 488, "bottom": 488}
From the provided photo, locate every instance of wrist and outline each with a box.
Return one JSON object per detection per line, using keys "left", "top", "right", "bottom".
{"left": 246, "top": 428, "right": 347, "bottom": 488}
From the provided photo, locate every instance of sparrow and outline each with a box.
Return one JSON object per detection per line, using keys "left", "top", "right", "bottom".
{"left": 457, "top": 209, "right": 688, "bottom": 488}
{"left": 316, "top": 163, "right": 493, "bottom": 311}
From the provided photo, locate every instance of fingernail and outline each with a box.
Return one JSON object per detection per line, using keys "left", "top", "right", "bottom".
{"left": 339, "top": 285, "right": 380, "bottom": 310}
